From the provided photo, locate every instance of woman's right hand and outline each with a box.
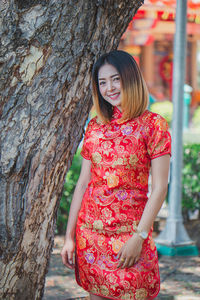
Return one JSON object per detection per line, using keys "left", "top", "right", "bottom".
{"left": 61, "top": 237, "right": 75, "bottom": 269}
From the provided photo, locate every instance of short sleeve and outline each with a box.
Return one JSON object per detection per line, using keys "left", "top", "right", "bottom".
{"left": 80, "top": 119, "right": 94, "bottom": 160}
{"left": 146, "top": 114, "right": 171, "bottom": 160}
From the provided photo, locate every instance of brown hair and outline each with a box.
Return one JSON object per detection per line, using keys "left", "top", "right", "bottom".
{"left": 92, "top": 50, "right": 149, "bottom": 123}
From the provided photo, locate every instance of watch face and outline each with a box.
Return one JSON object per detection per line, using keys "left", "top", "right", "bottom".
{"left": 140, "top": 231, "right": 148, "bottom": 239}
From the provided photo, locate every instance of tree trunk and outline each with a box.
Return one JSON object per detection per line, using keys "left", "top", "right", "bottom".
{"left": 0, "top": 0, "right": 143, "bottom": 299}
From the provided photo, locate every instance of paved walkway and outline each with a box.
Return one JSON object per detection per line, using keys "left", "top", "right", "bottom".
{"left": 43, "top": 235, "right": 200, "bottom": 300}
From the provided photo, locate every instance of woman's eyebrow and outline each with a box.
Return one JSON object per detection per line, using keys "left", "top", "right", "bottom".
{"left": 99, "top": 73, "right": 119, "bottom": 80}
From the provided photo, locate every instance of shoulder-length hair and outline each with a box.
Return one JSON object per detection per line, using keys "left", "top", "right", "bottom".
{"left": 92, "top": 50, "right": 149, "bottom": 124}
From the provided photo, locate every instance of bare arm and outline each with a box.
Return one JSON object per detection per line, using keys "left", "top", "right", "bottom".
{"left": 118, "top": 154, "right": 170, "bottom": 268}
{"left": 65, "top": 157, "right": 91, "bottom": 239}
{"left": 137, "top": 154, "right": 170, "bottom": 233}
{"left": 61, "top": 157, "right": 91, "bottom": 268}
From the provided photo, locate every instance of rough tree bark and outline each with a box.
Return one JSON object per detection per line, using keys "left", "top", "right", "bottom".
{"left": 0, "top": 0, "right": 143, "bottom": 299}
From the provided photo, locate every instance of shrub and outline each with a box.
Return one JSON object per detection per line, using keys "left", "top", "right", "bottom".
{"left": 56, "top": 149, "right": 82, "bottom": 234}
{"left": 182, "top": 144, "right": 200, "bottom": 220}
{"left": 150, "top": 101, "right": 173, "bottom": 126}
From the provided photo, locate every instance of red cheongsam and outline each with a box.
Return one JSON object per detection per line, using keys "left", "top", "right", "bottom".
{"left": 75, "top": 107, "right": 171, "bottom": 300}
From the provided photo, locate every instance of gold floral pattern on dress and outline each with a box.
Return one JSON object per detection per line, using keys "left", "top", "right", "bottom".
{"left": 97, "top": 235, "right": 106, "bottom": 246}
{"left": 137, "top": 172, "right": 148, "bottom": 185}
{"left": 135, "top": 288, "right": 148, "bottom": 300}
{"left": 101, "top": 141, "right": 113, "bottom": 151}
{"left": 104, "top": 171, "right": 120, "bottom": 188}
{"left": 112, "top": 157, "right": 124, "bottom": 167}
{"left": 100, "top": 285, "right": 110, "bottom": 296}
{"left": 129, "top": 154, "right": 139, "bottom": 166}
{"left": 78, "top": 236, "right": 86, "bottom": 250}
{"left": 101, "top": 207, "right": 115, "bottom": 225}
{"left": 148, "top": 236, "right": 156, "bottom": 251}
{"left": 92, "top": 152, "right": 102, "bottom": 164}
{"left": 121, "top": 292, "right": 134, "bottom": 299}
{"left": 106, "top": 273, "right": 118, "bottom": 284}
{"left": 93, "top": 220, "right": 103, "bottom": 230}
{"left": 76, "top": 107, "right": 171, "bottom": 300}
{"left": 154, "top": 116, "right": 168, "bottom": 131}
{"left": 111, "top": 238, "right": 124, "bottom": 254}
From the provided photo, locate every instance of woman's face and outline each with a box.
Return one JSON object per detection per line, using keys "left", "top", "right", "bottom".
{"left": 98, "top": 63, "right": 122, "bottom": 111}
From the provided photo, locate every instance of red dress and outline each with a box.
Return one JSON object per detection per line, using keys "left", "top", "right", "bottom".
{"left": 75, "top": 107, "right": 171, "bottom": 300}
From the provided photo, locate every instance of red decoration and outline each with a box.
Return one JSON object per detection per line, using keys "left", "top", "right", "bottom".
{"left": 147, "top": 0, "right": 200, "bottom": 9}
{"left": 160, "top": 55, "right": 173, "bottom": 82}
{"left": 159, "top": 55, "right": 173, "bottom": 98}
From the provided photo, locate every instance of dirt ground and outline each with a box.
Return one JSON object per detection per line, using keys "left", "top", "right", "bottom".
{"left": 43, "top": 220, "right": 200, "bottom": 300}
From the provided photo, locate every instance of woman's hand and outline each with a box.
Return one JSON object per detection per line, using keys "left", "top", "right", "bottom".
{"left": 61, "top": 237, "right": 75, "bottom": 269}
{"left": 117, "top": 234, "right": 144, "bottom": 269}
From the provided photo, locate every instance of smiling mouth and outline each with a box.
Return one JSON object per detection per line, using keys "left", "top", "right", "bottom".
{"left": 108, "top": 93, "right": 120, "bottom": 100}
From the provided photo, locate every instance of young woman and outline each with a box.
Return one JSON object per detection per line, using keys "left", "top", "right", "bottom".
{"left": 61, "top": 50, "right": 171, "bottom": 300}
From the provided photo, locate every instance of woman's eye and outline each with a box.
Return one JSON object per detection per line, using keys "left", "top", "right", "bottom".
{"left": 114, "top": 77, "right": 120, "bottom": 81}
{"left": 99, "top": 81, "right": 106, "bottom": 86}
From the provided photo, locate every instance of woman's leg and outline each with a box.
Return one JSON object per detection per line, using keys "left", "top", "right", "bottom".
{"left": 90, "top": 293, "right": 109, "bottom": 300}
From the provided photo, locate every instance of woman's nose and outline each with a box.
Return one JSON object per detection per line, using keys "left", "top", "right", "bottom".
{"left": 107, "top": 80, "right": 114, "bottom": 91}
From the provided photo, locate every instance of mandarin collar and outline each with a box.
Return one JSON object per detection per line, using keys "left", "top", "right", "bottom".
{"left": 112, "top": 106, "right": 122, "bottom": 120}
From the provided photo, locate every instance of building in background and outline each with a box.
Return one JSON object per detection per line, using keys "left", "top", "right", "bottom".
{"left": 119, "top": 0, "right": 200, "bottom": 109}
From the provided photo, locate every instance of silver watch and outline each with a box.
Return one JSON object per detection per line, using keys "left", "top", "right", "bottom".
{"left": 136, "top": 229, "right": 148, "bottom": 240}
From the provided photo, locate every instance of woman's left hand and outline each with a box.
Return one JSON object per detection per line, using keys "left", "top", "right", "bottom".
{"left": 117, "top": 234, "right": 144, "bottom": 269}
